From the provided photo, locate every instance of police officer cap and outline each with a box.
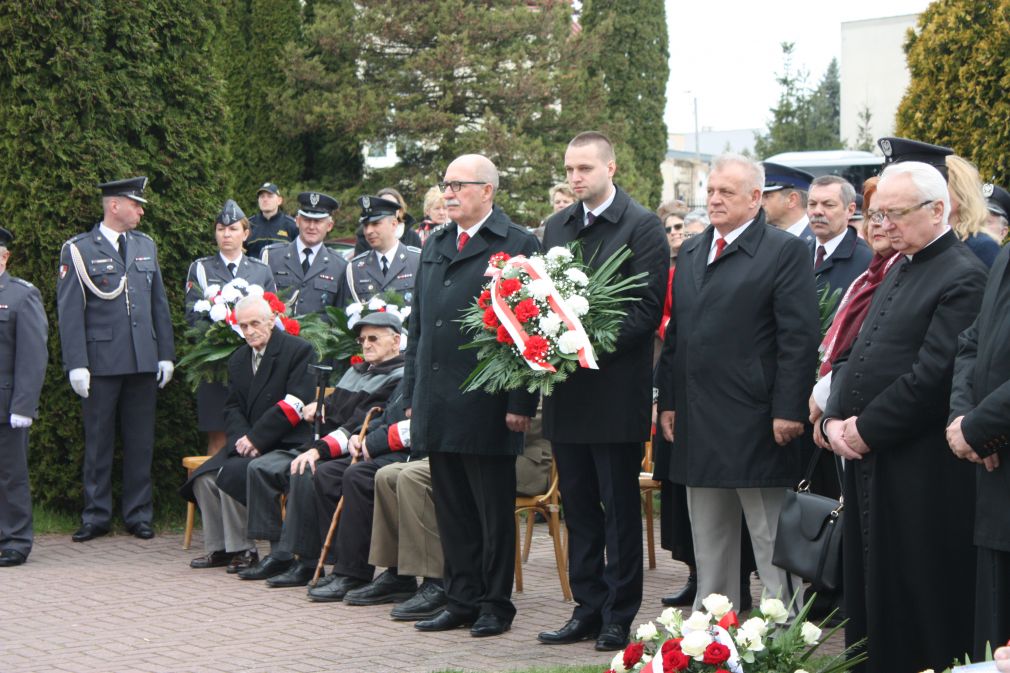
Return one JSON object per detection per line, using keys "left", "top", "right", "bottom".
{"left": 257, "top": 182, "right": 280, "bottom": 196}
{"left": 983, "top": 183, "right": 1010, "bottom": 220}
{"left": 98, "top": 176, "right": 148, "bottom": 204}
{"left": 761, "top": 162, "right": 814, "bottom": 193}
{"left": 216, "top": 199, "right": 247, "bottom": 226}
{"left": 353, "top": 311, "right": 402, "bottom": 334}
{"left": 297, "top": 191, "right": 339, "bottom": 219}
{"left": 878, "top": 137, "right": 953, "bottom": 179}
{"left": 0, "top": 227, "right": 13, "bottom": 246}
{"left": 358, "top": 195, "right": 401, "bottom": 224}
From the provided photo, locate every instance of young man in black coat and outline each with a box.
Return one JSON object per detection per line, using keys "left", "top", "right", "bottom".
{"left": 405, "top": 154, "right": 539, "bottom": 638}
{"left": 537, "top": 132, "right": 669, "bottom": 652}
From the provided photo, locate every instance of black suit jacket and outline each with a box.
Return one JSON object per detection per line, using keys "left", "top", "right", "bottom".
{"left": 657, "top": 211, "right": 819, "bottom": 487}
{"left": 812, "top": 226, "right": 873, "bottom": 311}
{"left": 405, "top": 206, "right": 539, "bottom": 456}
{"left": 541, "top": 186, "right": 669, "bottom": 443}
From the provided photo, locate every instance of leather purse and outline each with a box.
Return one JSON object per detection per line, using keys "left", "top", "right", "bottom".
{"left": 772, "top": 452, "right": 844, "bottom": 591}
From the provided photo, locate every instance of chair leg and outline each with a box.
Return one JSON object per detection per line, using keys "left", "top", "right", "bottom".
{"left": 280, "top": 493, "right": 287, "bottom": 521}
{"left": 513, "top": 512, "right": 523, "bottom": 593}
{"left": 522, "top": 509, "right": 536, "bottom": 563}
{"left": 548, "top": 508, "right": 573, "bottom": 601}
{"left": 644, "top": 490, "right": 656, "bottom": 570}
{"left": 183, "top": 501, "right": 195, "bottom": 550}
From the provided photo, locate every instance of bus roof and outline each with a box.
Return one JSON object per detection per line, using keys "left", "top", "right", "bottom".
{"left": 765, "top": 150, "right": 884, "bottom": 167}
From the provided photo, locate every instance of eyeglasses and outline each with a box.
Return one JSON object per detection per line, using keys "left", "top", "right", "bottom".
{"left": 438, "top": 180, "right": 487, "bottom": 193}
{"left": 664, "top": 224, "right": 685, "bottom": 233}
{"left": 356, "top": 334, "right": 386, "bottom": 345}
{"left": 866, "top": 200, "right": 935, "bottom": 225}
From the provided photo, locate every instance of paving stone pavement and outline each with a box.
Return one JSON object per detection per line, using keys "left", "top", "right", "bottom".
{"left": 1, "top": 524, "right": 840, "bottom": 673}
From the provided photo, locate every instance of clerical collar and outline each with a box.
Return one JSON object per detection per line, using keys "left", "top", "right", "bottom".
{"left": 583, "top": 186, "right": 617, "bottom": 227}
{"left": 906, "top": 225, "right": 952, "bottom": 261}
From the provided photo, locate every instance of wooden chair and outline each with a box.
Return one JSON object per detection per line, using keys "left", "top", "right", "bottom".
{"left": 640, "top": 440, "right": 662, "bottom": 569}
{"left": 514, "top": 461, "right": 572, "bottom": 601}
{"left": 182, "top": 455, "right": 212, "bottom": 550}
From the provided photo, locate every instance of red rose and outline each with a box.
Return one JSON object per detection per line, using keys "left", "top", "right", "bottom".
{"left": 496, "top": 325, "right": 513, "bottom": 344}
{"left": 514, "top": 298, "right": 540, "bottom": 323}
{"left": 478, "top": 289, "right": 492, "bottom": 309}
{"left": 350, "top": 355, "right": 364, "bottom": 365}
{"left": 662, "top": 647, "right": 690, "bottom": 672}
{"left": 482, "top": 306, "right": 499, "bottom": 330}
{"left": 622, "top": 642, "right": 645, "bottom": 669}
{"left": 661, "top": 638, "right": 683, "bottom": 654}
{"left": 489, "top": 252, "right": 511, "bottom": 267}
{"left": 522, "top": 335, "right": 550, "bottom": 363}
{"left": 702, "top": 641, "right": 731, "bottom": 665}
{"left": 499, "top": 278, "right": 521, "bottom": 296}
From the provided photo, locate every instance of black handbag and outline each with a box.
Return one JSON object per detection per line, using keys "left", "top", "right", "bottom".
{"left": 772, "top": 451, "right": 844, "bottom": 591}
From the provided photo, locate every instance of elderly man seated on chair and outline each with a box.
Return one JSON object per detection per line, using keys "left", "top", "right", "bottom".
{"left": 181, "top": 295, "right": 315, "bottom": 573}
{"left": 238, "top": 311, "right": 405, "bottom": 587}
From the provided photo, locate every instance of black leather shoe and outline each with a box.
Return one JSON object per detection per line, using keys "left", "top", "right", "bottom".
{"left": 238, "top": 555, "right": 294, "bottom": 580}
{"left": 0, "top": 549, "right": 27, "bottom": 567}
{"left": 71, "top": 523, "right": 109, "bottom": 543}
{"left": 345, "top": 569, "right": 418, "bottom": 606}
{"left": 415, "top": 609, "right": 475, "bottom": 632}
{"left": 227, "top": 549, "right": 259, "bottom": 574}
{"left": 307, "top": 574, "right": 367, "bottom": 602}
{"left": 266, "top": 560, "right": 318, "bottom": 588}
{"left": 190, "top": 550, "right": 233, "bottom": 569}
{"left": 661, "top": 571, "right": 698, "bottom": 607}
{"left": 390, "top": 581, "right": 448, "bottom": 621}
{"left": 128, "top": 522, "right": 155, "bottom": 540}
{"left": 470, "top": 613, "right": 511, "bottom": 637}
{"left": 537, "top": 617, "right": 601, "bottom": 644}
{"left": 595, "top": 624, "right": 630, "bottom": 652}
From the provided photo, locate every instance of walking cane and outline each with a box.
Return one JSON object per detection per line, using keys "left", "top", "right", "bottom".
{"left": 308, "top": 364, "right": 334, "bottom": 441}
{"left": 310, "top": 405, "right": 384, "bottom": 586}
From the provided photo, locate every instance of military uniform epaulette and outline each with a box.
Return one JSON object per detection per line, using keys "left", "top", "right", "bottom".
{"left": 10, "top": 277, "right": 34, "bottom": 289}
{"left": 351, "top": 250, "right": 371, "bottom": 262}
{"left": 262, "top": 242, "right": 287, "bottom": 252}
{"left": 245, "top": 255, "right": 270, "bottom": 267}
{"left": 404, "top": 245, "right": 422, "bottom": 253}
{"left": 68, "top": 231, "right": 90, "bottom": 243}
{"left": 196, "top": 254, "right": 217, "bottom": 263}
{"left": 131, "top": 231, "right": 155, "bottom": 242}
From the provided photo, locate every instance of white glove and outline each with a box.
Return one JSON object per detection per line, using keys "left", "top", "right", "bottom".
{"left": 157, "top": 360, "right": 174, "bottom": 389}
{"left": 69, "top": 367, "right": 90, "bottom": 398}
{"left": 10, "top": 414, "right": 32, "bottom": 429}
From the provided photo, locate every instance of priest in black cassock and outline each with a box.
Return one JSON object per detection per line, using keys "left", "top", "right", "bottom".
{"left": 822, "top": 160, "right": 986, "bottom": 673}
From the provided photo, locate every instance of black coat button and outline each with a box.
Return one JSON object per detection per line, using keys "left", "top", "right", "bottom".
{"left": 432, "top": 362, "right": 440, "bottom": 371}
{"left": 435, "top": 319, "right": 443, "bottom": 327}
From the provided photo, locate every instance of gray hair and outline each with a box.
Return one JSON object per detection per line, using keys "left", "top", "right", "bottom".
{"left": 810, "top": 175, "right": 857, "bottom": 208}
{"left": 711, "top": 154, "right": 764, "bottom": 193}
{"left": 683, "top": 209, "right": 709, "bottom": 227}
{"left": 235, "top": 295, "right": 273, "bottom": 319}
{"left": 879, "top": 161, "right": 951, "bottom": 227}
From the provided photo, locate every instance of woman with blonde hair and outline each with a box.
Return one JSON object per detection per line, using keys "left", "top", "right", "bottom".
{"left": 417, "top": 185, "right": 449, "bottom": 245}
{"left": 947, "top": 154, "right": 1000, "bottom": 267}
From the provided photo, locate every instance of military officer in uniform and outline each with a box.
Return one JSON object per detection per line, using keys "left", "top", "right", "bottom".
{"left": 344, "top": 195, "right": 421, "bottom": 306}
{"left": 57, "top": 176, "right": 175, "bottom": 542}
{"left": 185, "top": 199, "right": 275, "bottom": 456}
{"left": 0, "top": 228, "right": 48, "bottom": 567}
{"left": 246, "top": 182, "right": 299, "bottom": 259}
{"left": 262, "top": 191, "right": 348, "bottom": 316}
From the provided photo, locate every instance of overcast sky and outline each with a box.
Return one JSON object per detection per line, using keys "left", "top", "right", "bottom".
{"left": 663, "top": 0, "right": 932, "bottom": 134}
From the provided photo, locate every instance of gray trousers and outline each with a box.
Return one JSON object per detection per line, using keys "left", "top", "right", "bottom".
{"left": 0, "top": 424, "right": 32, "bottom": 556}
{"left": 369, "top": 459, "right": 442, "bottom": 578}
{"left": 686, "top": 486, "right": 804, "bottom": 612}
{"left": 246, "top": 449, "right": 319, "bottom": 559}
{"left": 192, "top": 473, "right": 252, "bottom": 553}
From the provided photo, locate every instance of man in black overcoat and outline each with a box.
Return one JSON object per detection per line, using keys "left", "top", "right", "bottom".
{"left": 657, "top": 154, "right": 819, "bottom": 613}
{"left": 535, "top": 132, "right": 668, "bottom": 652}
{"left": 405, "top": 154, "right": 539, "bottom": 637}
{"left": 823, "top": 161, "right": 986, "bottom": 673}
{"left": 181, "top": 295, "right": 315, "bottom": 572}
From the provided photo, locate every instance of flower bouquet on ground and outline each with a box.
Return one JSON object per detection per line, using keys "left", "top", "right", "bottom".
{"left": 460, "top": 244, "right": 646, "bottom": 396}
{"left": 177, "top": 279, "right": 300, "bottom": 390}
{"left": 296, "top": 291, "right": 411, "bottom": 368}
{"left": 604, "top": 593, "right": 866, "bottom": 673}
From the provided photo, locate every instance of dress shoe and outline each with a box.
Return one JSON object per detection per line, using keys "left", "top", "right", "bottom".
{"left": 227, "top": 549, "right": 259, "bottom": 574}
{"left": 238, "top": 555, "right": 294, "bottom": 580}
{"left": 345, "top": 569, "right": 418, "bottom": 606}
{"left": 390, "top": 581, "right": 447, "bottom": 621}
{"left": 71, "top": 523, "right": 109, "bottom": 542}
{"left": 414, "top": 609, "right": 475, "bottom": 632}
{"left": 661, "top": 571, "right": 697, "bottom": 607}
{"left": 266, "top": 560, "right": 318, "bottom": 588}
{"left": 537, "top": 617, "right": 601, "bottom": 644}
{"left": 128, "top": 522, "right": 155, "bottom": 540}
{"left": 595, "top": 624, "right": 630, "bottom": 652}
{"left": 0, "top": 549, "right": 27, "bottom": 567}
{"left": 190, "top": 550, "right": 233, "bottom": 569}
{"left": 470, "top": 613, "right": 511, "bottom": 637}
{"left": 307, "top": 574, "right": 367, "bottom": 602}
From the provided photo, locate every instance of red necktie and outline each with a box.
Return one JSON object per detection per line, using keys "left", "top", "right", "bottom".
{"left": 458, "top": 232, "right": 470, "bottom": 253}
{"left": 713, "top": 237, "right": 727, "bottom": 260}
{"left": 814, "top": 245, "right": 826, "bottom": 269}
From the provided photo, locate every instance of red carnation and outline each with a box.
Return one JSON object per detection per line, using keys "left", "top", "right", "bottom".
{"left": 702, "top": 641, "right": 731, "bottom": 665}
{"left": 514, "top": 298, "right": 540, "bottom": 323}
{"left": 262, "top": 292, "right": 279, "bottom": 303}
{"left": 282, "top": 317, "right": 301, "bottom": 336}
{"left": 499, "top": 278, "right": 521, "bottom": 297}
{"left": 622, "top": 642, "right": 645, "bottom": 669}
{"left": 522, "top": 335, "right": 549, "bottom": 363}
{"left": 662, "top": 647, "right": 690, "bottom": 672}
{"left": 496, "top": 325, "right": 513, "bottom": 345}
{"left": 350, "top": 355, "right": 364, "bottom": 365}
{"left": 482, "top": 306, "right": 499, "bottom": 330}
{"left": 489, "top": 252, "right": 511, "bottom": 267}
{"left": 478, "top": 289, "right": 492, "bottom": 309}
{"left": 269, "top": 300, "right": 286, "bottom": 314}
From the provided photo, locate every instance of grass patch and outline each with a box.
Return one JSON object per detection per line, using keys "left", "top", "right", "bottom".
{"left": 33, "top": 505, "right": 190, "bottom": 535}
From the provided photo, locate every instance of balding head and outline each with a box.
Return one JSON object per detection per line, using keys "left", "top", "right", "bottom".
{"left": 441, "top": 154, "right": 498, "bottom": 229}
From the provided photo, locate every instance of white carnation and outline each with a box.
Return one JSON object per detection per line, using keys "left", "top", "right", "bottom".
{"left": 192, "top": 300, "right": 211, "bottom": 313}
{"left": 557, "top": 330, "right": 585, "bottom": 355}
{"left": 545, "top": 246, "right": 573, "bottom": 261}
{"left": 400, "top": 306, "right": 412, "bottom": 319}
{"left": 203, "top": 284, "right": 221, "bottom": 299}
{"left": 538, "top": 311, "right": 563, "bottom": 336}
{"left": 635, "top": 621, "right": 658, "bottom": 641}
{"left": 680, "top": 629, "right": 712, "bottom": 657}
{"left": 230, "top": 277, "right": 249, "bottom": 288}
{"left": 367, "top": 296, "right": 386, "bottom": 311}
{"left": 683, "top": 611, "right": 712, "bottom": 632}
{"left": 564, "top": 267, "right": 590, "bottom": 286}
{"left": 346, "top": 302, "right": 364, "bottom": 316}
{"left": 760, "top": 598, "right": 789, "bottom": 624}
{"left": 565, "top": 294, "right": 589, "bottom": 317}
{"left": 701, "top": 593, "right": 733, "bottom": 619}
{"left": 220, "top": 284, "right": 242, "bottom": 304}
{"left": 740, "top": 617, "right": 768, "bottom": 637}
{"left": 245, "top": 284, "right": 264, "bottom": 297}
{"left": 347, "top": 315, "right": 360, "bottom": 329}
{"left": 208, "top": 303, "right": 229, "bottom": 322}
{"left": 528, "top": 278, "right": 553, "bottom": 301}
{"left": 800, "top": 621, "right": 822, "bottom": 645}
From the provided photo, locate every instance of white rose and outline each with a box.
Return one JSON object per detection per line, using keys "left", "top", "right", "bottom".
{"left": 701, "top": 593, "right": 733, "bottom": 618}
{"left": 564, "top": 267, "right": 590, "bottom": 286}
{"left": 565, "top": 294, "right": 589, "bottom": 316}
{"left": 557, "top": 330, "right": 585, "bottom": 355}
{"left": 528, "top": 278, "right": 553, "bottom": 301}
{"left": 245, "top": 284, "right": 264, "bottom": 297}
{"left": 735, "top": 627, "right": 765, "bottom": 652}
{"left": 208, "top": 303, "right": 228, "bottom": 322}
{"left": 635, "top": 621, "right": 658, "bottom": 641}
{"left": 657, "top": 607, "right": 680, "bottom": 630}
{"left": 193, "top": 299, "right": 211, "bottom": 313}
{"left": 230, "top": 277, "right": 249, "bottom": 288}
{"left": 800, "top": 621, "right": 822, "bottom": 645}
{"left": 367, "top": 296, "right": 386, "bottom": 311}
{"left": 346, "top": 302, "right": 364, "bottom": 316}
{"left": 220, "top": 284, "right": 242, "bottom": 304}
{"left": 545, "top": 246, "right": 573, "bottom": 261}
{"left": 740, "top": 617, "right": 768, "bottom": 637}
{"left": 683, "top": 610, "right": 712, "bottom": 631}
{"left": 203, "top": 284, "right": 221, "bottom": 299}
{"left": 538, "top": 311, "right": 563, "bottom": 336}
{"left": 680, "top": 630, "right": 712, "bottom": 657}
{"left": 760, "top": 598, "right": 789, "bottom": 624}
{"left": 609, "top": 652, "right": 625, "bottom": 672}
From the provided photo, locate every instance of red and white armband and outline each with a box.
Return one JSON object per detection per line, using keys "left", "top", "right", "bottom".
{"left": 388, "top": 420, "right": 411, "bottom": 451}
{"left": 277, "top": 394, "right": 305, "bottom": 426}
{"left": 320, "top": 428, "right": 351, "bottom": 458}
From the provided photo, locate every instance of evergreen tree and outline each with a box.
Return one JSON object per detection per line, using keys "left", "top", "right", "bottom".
{"left": 808, "top": 58, "right": 841, "bottom": 149}
{"left": 896, "top": 0, "right": 1010, "bottom": 186}
{"left": 852, "top": 103, "right": 875, "bottom": 152}
{"left": 0, "top": 1, "right": 230, "bottom": 517}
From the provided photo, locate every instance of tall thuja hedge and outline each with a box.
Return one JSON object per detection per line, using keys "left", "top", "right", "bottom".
{"left": 0, "top": 1, "right": 231, "bottom": 519}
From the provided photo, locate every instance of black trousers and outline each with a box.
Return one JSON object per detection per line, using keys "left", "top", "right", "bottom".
{"left": 554, "top": 442, "right": 642, "bottom": 629}
{"left": 429, "top": 452, "right": 517, "bottom": 622}
{"left": 975, "top": 546, "right": 1010, "bottom": 658}
{"left": 0, "top": 424, "right": 32, "bottom": 556}
{"left": 81, "top": 374, "right": 157, "bottom": 527}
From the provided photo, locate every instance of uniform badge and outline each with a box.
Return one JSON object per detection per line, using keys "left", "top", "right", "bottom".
{"left": 310, "top": 193, "right": 320, "bottom": 207}
{"left": 320, "top": 274, "right": 334, "bottom": 281}
{"left": 279, "top": 231, "right": 289, "bottom": 237}
{"left": 262, "top": 182, "right": 271, "bottom": 189}
{"left": 0, "top": 305, "right": 8, "bottom": 310}
{"left": 880, "top": 139, "right": 892, "bottom": 157}
{"left": 362, "top": 196, "right": 371, "bottom": 209}
{"left": 357, "top": 261, "right": 365, "bottom": 268}
{"left": 368, "top": 285, "right": 374, "bottom": 291}
{"left": 186, "top": 280, "right": 193, "bottom": 292}
{"left": 59, "top": 264, "right": 68, "bottom": 279}
{"left": 106, "top": 265, "right": 114, "bottom": 271}
{"left": 983, "top": 183, "right": 994, "bottom": 198}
